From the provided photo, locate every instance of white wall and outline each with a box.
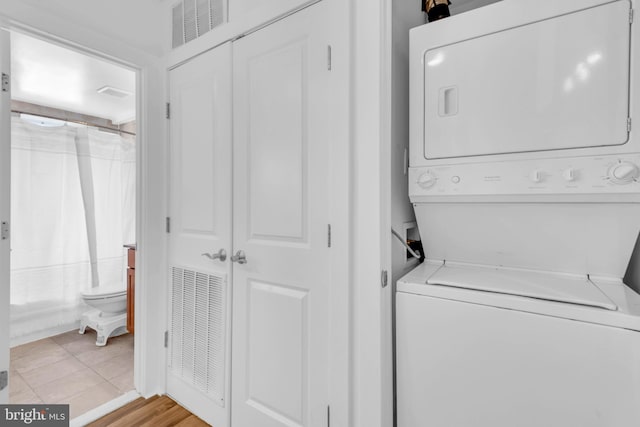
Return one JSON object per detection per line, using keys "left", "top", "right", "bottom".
{"left": 7, "top": 0, "right": 167, "bottom": 57}
{"left": 0, "top": 1, "right": 168, "bottom": 398}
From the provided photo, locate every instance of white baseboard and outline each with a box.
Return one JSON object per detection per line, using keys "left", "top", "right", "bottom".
{"left": 10, "top": 322, "right": 80, "bottom": 347}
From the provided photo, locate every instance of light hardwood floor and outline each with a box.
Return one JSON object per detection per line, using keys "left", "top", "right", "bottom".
{"left": 87, "top": 395, "right": 210, "bottom": 427}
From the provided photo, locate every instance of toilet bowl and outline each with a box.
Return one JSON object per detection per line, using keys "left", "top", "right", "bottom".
{"left": 80, "top": 284, "right": 128, "bottom": 346}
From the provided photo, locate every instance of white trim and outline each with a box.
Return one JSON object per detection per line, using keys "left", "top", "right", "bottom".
{"left": 69, "top": 390, "right": 141, "bottom": 427}
{"left": 133, "top": 58, "right": 168, "bottom": 398}
{"left": 350, "top": 0, "right": 392, "bottom": 425}
{"left": 326, "top": 1, "right": 353, "bottom": 426}
{"left": 4, "top": 23, "right": 141, "bottom": 72}
{"left": 379, "top": 0, "right": 394, "bottom": 424}
{"left": 0, "top": 27, "right": 11, "bottom": 406}
{"left": 0, "top": 10, "right": 168, "bottom": 401}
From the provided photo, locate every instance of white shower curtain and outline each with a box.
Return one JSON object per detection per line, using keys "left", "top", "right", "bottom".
{"left": 10, "top": 116, "right": 135, "bottom": 342}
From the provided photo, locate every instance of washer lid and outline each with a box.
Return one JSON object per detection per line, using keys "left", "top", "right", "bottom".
{"left": 81, "top": 284, "right": 126, "bottom": 299}
{"left": 427, "top": 263, "right": 618, "bottom": 310}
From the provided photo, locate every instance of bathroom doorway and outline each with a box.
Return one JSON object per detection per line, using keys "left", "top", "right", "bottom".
{"left": 7, "top": 30, "right": 138, "bottom": 419}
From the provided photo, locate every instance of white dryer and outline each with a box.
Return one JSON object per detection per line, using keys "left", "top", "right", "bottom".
{"left": 398, "top": 0, "right": 640, "bottom": 426}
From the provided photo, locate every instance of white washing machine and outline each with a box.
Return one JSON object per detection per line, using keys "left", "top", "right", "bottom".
{"left": 398, "top": 0, "right": 640, "bottom": 426}
{"left": 397, "top": 262, "right": 640, "bottom": 427}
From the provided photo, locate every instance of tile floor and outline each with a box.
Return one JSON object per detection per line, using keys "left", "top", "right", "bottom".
{"left": 9, "top": 329, "right": 134, "bottom": 419}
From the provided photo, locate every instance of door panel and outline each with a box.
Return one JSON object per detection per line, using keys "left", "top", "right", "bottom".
{"left": 0, "top": 29, "right": 9, "bottom": 404}
{"left": 247, "top": 41, "right": 308, "bottom": 243}
{"left": 167, "top": 42, "right": 232, "bottom": 427}
{"left": 232, "top": 3, "right": 330, "bottom": 426}
{"left": 247, "top": 280, "right": 307, "bottom": 423}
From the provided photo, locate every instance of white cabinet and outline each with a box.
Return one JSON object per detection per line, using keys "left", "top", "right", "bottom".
{"left": 167, "top": 3, "right": 332, "bottom": 426}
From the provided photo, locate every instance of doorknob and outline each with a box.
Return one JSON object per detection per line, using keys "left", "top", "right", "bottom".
{"left": 202, "top": 249, "right": 227, "bottom": 262}
{"left": 231, "top": 250, "right": 247, "bottom": 264}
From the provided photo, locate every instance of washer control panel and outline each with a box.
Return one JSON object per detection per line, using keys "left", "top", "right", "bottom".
{"left": 409, "top": 155, "right": 640, "bottom": 196}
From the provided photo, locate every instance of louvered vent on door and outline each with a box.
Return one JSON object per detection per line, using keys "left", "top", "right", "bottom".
{"left": 169, "top": 267, "right": 226, "bottom": 404}
{"left": 172, "top": 0, "right": 227, "bottom": 49}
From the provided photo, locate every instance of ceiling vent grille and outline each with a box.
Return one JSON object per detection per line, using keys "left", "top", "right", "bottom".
{"left": 172, "top": 0, "right": 226, "bottom": 49}
{"left": 169, "top": 267, "right": 227, "bottom": 404}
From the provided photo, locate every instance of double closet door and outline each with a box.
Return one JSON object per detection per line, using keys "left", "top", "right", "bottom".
{"left": 167, "top": 3, "right": 332, "bottom": 427}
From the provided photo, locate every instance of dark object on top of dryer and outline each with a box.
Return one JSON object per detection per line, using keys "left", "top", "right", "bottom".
{"left": 422, "top": 0, "right": 452, "bottom": 22}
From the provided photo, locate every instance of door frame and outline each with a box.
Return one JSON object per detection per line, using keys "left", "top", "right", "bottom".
{"left": 0, "top": 14, "right": 168, "bottom": 399}
{"left": 0, "top": 24, "right": 10, "bottom": 406}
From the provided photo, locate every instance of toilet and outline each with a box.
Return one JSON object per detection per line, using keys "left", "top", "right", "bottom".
{"left": 80, "top": 284, "right": 128, "bottom": 346}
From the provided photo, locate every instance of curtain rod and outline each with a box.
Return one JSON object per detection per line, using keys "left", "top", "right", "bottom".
{"left": 11, "top": 110, "right": 137, "bottom": 137}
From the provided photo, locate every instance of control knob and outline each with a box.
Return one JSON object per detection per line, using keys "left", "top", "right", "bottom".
{"left": 417, "top": 171, "right": 437, "bottom": 189}
{"left": 608, "top": 161, "right": 640, "bottom": 185}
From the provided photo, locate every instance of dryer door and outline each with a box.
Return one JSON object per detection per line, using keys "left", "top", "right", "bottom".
{"left": 422, "top": 0, "right": 631, "bottom": 159}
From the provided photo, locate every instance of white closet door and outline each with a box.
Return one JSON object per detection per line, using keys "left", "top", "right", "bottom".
{"left": 0, "top": 29, "right": 10, "bottom": 404}
{"left": 167, "top": 42, "right": 232, "bottom": 427}
{"left": 231, "top": 3, "right": 331, "bottom": 427}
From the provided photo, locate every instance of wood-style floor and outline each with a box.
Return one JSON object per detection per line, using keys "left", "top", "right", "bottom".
{"left": 87, "top": 395, "right": 210, "bottom": 427}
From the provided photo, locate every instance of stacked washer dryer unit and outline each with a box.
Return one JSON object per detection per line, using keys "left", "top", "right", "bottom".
{"left": 397, "top": 0, "right": 640, "bottom": 426}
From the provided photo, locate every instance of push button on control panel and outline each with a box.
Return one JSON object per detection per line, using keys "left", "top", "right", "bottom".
{"left": 562, "top": 168, "right": 577, "bottom": 182}
{"left": 529, "top": 170, "right": 544, "bottom": 183}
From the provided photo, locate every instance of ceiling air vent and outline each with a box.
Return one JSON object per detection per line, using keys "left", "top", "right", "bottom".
{"left": 172, "top": 0, "right": 226, "bottom": 49}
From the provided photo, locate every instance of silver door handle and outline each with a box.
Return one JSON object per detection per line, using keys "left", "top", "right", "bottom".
{"left": 202, "top": 249, "right": 227, "bottom": 262}
{"left": 231, "top": 250, "right": 247, "bottom": 264}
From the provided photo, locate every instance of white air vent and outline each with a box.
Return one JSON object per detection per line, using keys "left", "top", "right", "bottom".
{"left": 183, "top": 0, "right": 198, "bottom": 43}
{"left": 172, "top": 0, "right": 226, "bottom": 49}
{"left": 169, "top": 267, "right": 227, "bottom": 403}
{"left": 172, "top": 4, "right": 185, "bottom": 49}
{"left": 197, "top": 0, "right": 211, "bottom": 37}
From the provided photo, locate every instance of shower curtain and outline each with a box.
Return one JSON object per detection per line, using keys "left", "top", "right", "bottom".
{"left": 9, "top": 116, "right": 135, "bottom": 343}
